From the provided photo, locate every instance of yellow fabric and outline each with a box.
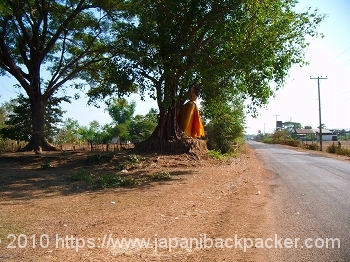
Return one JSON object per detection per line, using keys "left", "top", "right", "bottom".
{"left": 177, "top": 101, "right": 205, "bottom": 138}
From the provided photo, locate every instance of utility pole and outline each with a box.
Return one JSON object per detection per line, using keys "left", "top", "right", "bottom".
{"left": 273, "top": 114, "right": 280, "bottom": 131}
{"left": 310, "top": 76, "right": 327, "bottom": 151}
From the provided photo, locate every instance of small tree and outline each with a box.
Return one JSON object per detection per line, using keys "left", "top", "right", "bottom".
{"left": 130, "top": 109, "right": 158, "bottom": 142}
{"left": 271, "top": 130, "right": 289, "bottom": 143}
{"left": 106, "top": 98, "right": 136, "bottom": 126}
{"left": 0, "top": 93, "right": 68, "bottom": 144}
{"left": 112, "top": 123, "right": 131, "bottom": 145}
{"left": 54, "top": 118, "right": 81, "bottom": 145}
{"left": 105, "top": 98, "right": 136, "bottom": 145}
{"left": 338, "top": 129, "right": 350, "bottom": 141}
{"left": 206, "top": 114, "right": 245, "bottom": 154}
{"left": 79, "top": 121, "right": 102, "bottom": 151}
{"left": 99, "top": 124, "right": 116, "bottom": 151}
{"left": 204, "top": 95, "right": 245, "bottom": 153}
{"left": 0, "top": 104, "right": 5, "bottom": 127}
{"left": 0, "top": 103, "right": 9, "bottom": 151}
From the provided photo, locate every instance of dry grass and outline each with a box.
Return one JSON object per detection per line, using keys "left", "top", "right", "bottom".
{"left": 322, "top": 141, "right": 350, "bottom": 149}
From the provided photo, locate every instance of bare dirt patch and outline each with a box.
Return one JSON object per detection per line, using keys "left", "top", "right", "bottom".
{"left": 0, "top": 145, "right": 272, "bottom": 261}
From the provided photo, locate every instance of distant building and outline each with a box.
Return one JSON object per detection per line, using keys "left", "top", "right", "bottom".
{"left": 295, "top": 129, "right": 337, "bottom": 141}
{"left": 296, "top": 129, "right": 316, "bottom": 141}
{"left": 313, "top": 129, "right": 337, "bottom": 141}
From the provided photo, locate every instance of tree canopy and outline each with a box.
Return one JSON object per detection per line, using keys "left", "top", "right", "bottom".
{"left": 85, "top": 0, "right": 324, "bottom": 153}
{"left": 282, "top": 121, "right": 303, "bottom": 138}
{"left": 0, "top": 0, "right": 325, "bottom": 154}
{"left": 107, "top": 98, "right": 136, "bottom": 125}
{"left": 88, "top": 0, "right": 324, "bottom": 107}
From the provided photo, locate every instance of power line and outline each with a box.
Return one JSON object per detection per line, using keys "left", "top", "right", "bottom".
{"left": 334, "top": 90, "right": 350, "bottom": 97}
{"left": 339, "top": 97, "right": 350, "bottom": 104}
{"left": 330, "top": 59, "right": 350, "bottom": 73}
{"left": 322, "top": 46, "right": 350, "bottom": 76}
{"left": 328, "top": 46, "right": 350, "bottom": 65}
{"left": 322, "top": 95, "right": 350, "bottom": 110}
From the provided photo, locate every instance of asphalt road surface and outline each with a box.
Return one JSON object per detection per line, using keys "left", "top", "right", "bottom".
{"left": 248, "top": 141, "right": 350, "bottom": 262}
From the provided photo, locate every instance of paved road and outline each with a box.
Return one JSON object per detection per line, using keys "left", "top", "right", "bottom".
{"left": 248, "top": 141, "right": 350, "bottom": 262}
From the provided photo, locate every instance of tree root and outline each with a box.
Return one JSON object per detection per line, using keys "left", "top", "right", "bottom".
{"left": 135, "top": 137, "right": 208, "bottom": 156}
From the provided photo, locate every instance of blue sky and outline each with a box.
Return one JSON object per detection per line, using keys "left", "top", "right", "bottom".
{"left": 246, "top": 0, "right": 350, "bottom": 134}
{"left": 1, "top": 1, "right": 350, "bottom": 133}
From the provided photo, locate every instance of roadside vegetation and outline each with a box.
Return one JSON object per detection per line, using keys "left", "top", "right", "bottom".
{"left": 260, "top": 129, "right": 350, "bottom": 157}
{"left": 261, "top": 130, "right": 319, "bottom": 150}
{"left": 326, "top": 143, "right": 350, "bottom": 157}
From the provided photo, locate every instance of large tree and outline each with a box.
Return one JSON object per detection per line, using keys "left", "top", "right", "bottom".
{"left": 85, "top": 0, "right": 324, "bottom": 154}
{"left": 282, "top": 121, "right": 302, "bottom": 138}
{"left": 0, "top": 0, "right": 127, "bottom": 151}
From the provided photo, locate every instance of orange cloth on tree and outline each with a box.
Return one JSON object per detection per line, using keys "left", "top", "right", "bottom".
{"left": 177, "top": 101, "right": 205, "bottom": 138}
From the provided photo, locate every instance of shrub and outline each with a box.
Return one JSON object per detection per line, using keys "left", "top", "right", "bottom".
{"left": 206, "top": 113, "right": 244, "bottom": 154}
{"left": 326, "top": 143, "right": 337, "bottom": 153}
{"left": 262, "top": 137, "right": 273, "bottom": 144}
{"left": 282, "top": 139, "right": 300, "bottom": 147}
{"left": 306, "top": 143, "right": 319, "bottom": 151}
{"left": 337, "top": 147, "right": 350, "bottom": 157}
{"left": 271, "top": 130, "right": 288, "bottom": 142}
{"left": 208, "top": 149, "right": 226, "bottom": 160}
{"left": 327, "top": 143, "right": 350, "bottom": 157}
{"left": 262, "top": 135, "right": 299, "bottom": 147}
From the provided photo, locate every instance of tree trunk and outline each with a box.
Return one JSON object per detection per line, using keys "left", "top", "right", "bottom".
{"left": 135, "top": 106, "right": 207, "bottom": 155}
{"left": 20, "top": 98, "right": 58, "bottom": 153}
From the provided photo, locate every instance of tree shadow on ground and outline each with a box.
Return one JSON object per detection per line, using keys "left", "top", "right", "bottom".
{"left": 0, "top": 150, "right": 197, "bottom": 201}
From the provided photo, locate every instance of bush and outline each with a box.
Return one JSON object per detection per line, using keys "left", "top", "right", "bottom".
{"left": 262, "top": 134, "right": 300, "bottom": 147}
{"left": 208, "top": 149, "right": 224, "bottom": 159}
{"left": 271, "top": 130, "right": 288, "bottom": 142}
{"left": 306, "top": 143, "right": 319, "bottom": 151}
{"left": 337, "top": 147, "right": 350, "bottom": 157}
{"left": 281, "top": 139, "right": 300, "bottom": 147}
{"left": 206, "top": 118, "right": 243, "bottom": 154}
{"left": 326, "top": 143, "right": 350, "bottom": 156}
{"left": 262, "top": 137, "right": 273, "bottom": 144}
{"left": 326, "top": 143, "right": 337, "bottom": 153}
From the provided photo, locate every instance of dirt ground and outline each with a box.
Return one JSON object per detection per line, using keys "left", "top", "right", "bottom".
{"left": 0, "top": 144, "right": 274, "bottom": 261}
